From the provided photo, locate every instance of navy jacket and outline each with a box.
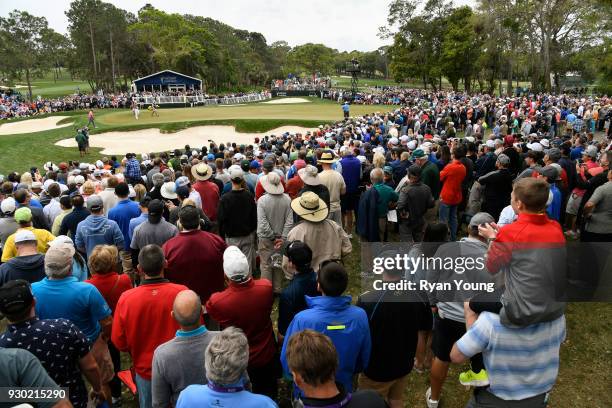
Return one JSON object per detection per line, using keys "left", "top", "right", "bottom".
{"left": 277, "top": 271, "right": 319, "bottom": 335}
{"left": 357, "top": 187, "right": 380, "bottom": 242}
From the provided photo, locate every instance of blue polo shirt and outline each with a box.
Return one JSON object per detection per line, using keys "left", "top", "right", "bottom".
{"left": 108, "top": 199, "right": 141, "bottom": 245}
{"left": 32, "top": 277, "right": 111, "bottom": 343}
{"left": 177, "top": 383, "right": 277, "bottom": 408}
{"left": 128, "top": 213, "right": 148, "bottom": 242}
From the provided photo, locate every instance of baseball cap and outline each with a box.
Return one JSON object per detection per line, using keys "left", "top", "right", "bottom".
{"left": 229, "top": 166, "right": 244, "bottom": 181}
{"left": 535, "top": 165, "right": 560, "bottom": 181}
{"left": 44, "top": 242, "right": 75, "bottom": 271}
{"left": 14, "top": 207, "right": 33, "bottom": 223}
{"left": 223, "top": 246, "right": 250, "bottom": 282}
{"left": 546, "top": 148, "right": 561, "bottom": 162}
{"left": 410, "top": 149, "right": 426, "bottom": 160}
{"left": 469, "top": 212, "right": 495, "bottom": 228}
{"left": 1, "top": 197, "right": 17, "bottom": 215}
{"left": 0, "top": 280, "right": 34, "bottom": 316}
{"left": 485, "top": 139, "right": 496, "bottom": 148}
{"left": 497, "top": 153, "right": 511, "bottom": 166}
{"left": 283, "top": 240, "right": 312, "bottom": 267}
{"left": 14, "top": 229, "right": 36, "bottom": 244}
{"left": 176, "top": 176, "right": 190, "bottom": 188}
{"left": 176, "top": 186, "right": 190, "bottom": 200}
{"left": 262, "top": 159, "right": 275, "bottom": 172}
{"left": 250, "top": 160, "right": 261, "bottom": 169}
{"left": 148, "top": 199, "right": 164, "bottom": 219}
{"left": 86, "top": 195, "right": 103, "bottom": 211}
{"left": 31, "top": 181, "right": 43, "bottom": 190}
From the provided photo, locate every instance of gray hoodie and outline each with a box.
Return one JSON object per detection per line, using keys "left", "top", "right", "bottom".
{"left": 0, "top": 254, "right": 46, "bottom": 285}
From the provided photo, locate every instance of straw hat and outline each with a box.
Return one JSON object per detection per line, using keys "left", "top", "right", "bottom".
{"left": 291, "top": 192, "right": 328, "bottom": 223}
{"left": 191, "top": 163, "right": 212, "bottom": 181}
{"left": 298, "top": 165, "right": 320, "bottom": 186}
{"left": 318, "top": 150, "right": 338, "bottom": 164}
{"left": 260, "top": 172, "right": 284, "bottom": 195}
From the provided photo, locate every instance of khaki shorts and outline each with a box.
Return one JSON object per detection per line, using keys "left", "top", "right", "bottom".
{"left": 91, "top": 335, "right": 115, "bottom": 384}
{"left": 566, "top": 193, "right": 583, "bottom": 216}
{"left": 358, "top": 373, "right": 409, "bottom": 401}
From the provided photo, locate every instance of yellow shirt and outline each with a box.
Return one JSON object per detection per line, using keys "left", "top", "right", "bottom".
{"left": 1, "top": 227, "right": 55, "bottom": 262}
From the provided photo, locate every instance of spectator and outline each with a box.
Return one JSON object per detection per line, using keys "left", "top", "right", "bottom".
{"left": 51, "top": 195, "right": 72, "bottom": 236}
{"left": 98, "top": 176, "right": 119, "bottom": 215}
{"left": 112, "top": 244, "right": 189, "bottom": 408}
{"left": 256, "top": 171, "right": 293, "bottom": 293}
{"left": 357, "top": 251, "right": 425, "bottom": 408}
{"left": 285, "top": 192, "right": 351, "bottom": 279}
{"left": 286, "top": 330, "right": 387, "bottom": 408}
{"left": 206, "top": 246, "right": 279, "bottom": 399}
{"left": 32, "top": 241, "right": 114, "bottom": 401}
{"left": 86, "top": 245, "right": 133, "bottom": 405}
{"left": 370, "top": 168, "right": 399, "bottom": 241}
{"left": 397, "top": 164, "right": 434, "bottom": 242}
{"left": 191, "top": 163, "right": 220, "bottom": 221}
{"left": 0, "top": 230, "right": 45, "bottom": 285}
{"left": 152, "top": 290, "right": 218, "bottom": 408}
{"left": 317, "top": 151, "right": 346, "bottom": 225}
{"left": 412, "top": 149, "right": 441, "bottom": 201}
{"left": 2, "top": 207, "right": 55, "bottom": 263}
{"left": 281, "top": 261, "right": 370, "bottom": 393}
{"left": 128, "top": 196, "right": 151, "bottom": 243}
{"left": 298, "top": 165, "right": 331, "bottom": 210}
{"left": 74, "top": 195, "right": 124, "bottom": 258}
{"left": 42, "top": 182, "right": 62, "bottom": 226}
{"left": 59, "top": 194, "right": 90, "bottom": 239}
{"left": 438, "top": 147, "right": 467, "bottom": 241}
{"left": 478, "top": 153, "right": 514, "bottom": 220}
{"left": 0, "top": 279, "right": 105, "bottom": 407}
{"left": 108, "top": 182, "right": 140, "bottom": 275}
{"left": 217, "top": 167, "right": 257, "bottom": 274}
{"left": 163, "top": 205, "right": 226, "bottom": 305}
{"left": 0, "top": 197, "right": 19, "bottom": 248}
{"left": 131, "top": 199, "right": 178, "bottom": 266}
{"left": 277, "top": 241, "right": 319, "bottom": 343}
{"left": 340, "top": 149, "right": 362, "bottom": 236}
{"left": 13, "top": 188, "right": 49, "bottom": 230}
{"left": 176, "top": 327, "right": 277, "bottom": 408}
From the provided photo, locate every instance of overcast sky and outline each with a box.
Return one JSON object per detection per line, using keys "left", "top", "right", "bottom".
{"left": 0, "top": 0, "right": 474, "bottom": 52}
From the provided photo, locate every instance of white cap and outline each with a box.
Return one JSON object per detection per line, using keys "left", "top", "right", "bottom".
{"left": 400, "top": 135, "right": 409, "bottom": 143}
{"left": 223, "top": 246, "right": 250, "bottom": 281}
{"left": 229, "top": 166, "right": 244, "bottom": 180}
{"left": 1, "top": 197, "right": 17, "bottom": 214}
{"left": 485, "top": 139, "right": 496, "bottom": 148}
{"left": 31, "top": 181, "right": 43, "bottom": 190}
{"left": 14, "top": 229, "right": 37, "bottom": 244}
{"left": 540, "top": 139, "right": 550, "bottom": 148}
{"left": 49, "top": 235, "right": 74, "bottom": 248}
{"left": 176, "top": 176, "right": 190, "bottom": 188}
{"left": 407, "top": 140, "right": 417, "bottom": 150}
{"left": 465, "top": 136, "right": 475, "bottom": 143}
{"left": 74, "top": 175, "right": 85, "bottom": 184}
{"left": 96, "top": 160, "right": 104, "bottom": 168}
{"left": 389, "top": 137, "right": 399, "bottom": 145}
{"left": 527, "top": 142, "right": 543, "bottom": 152}
{"left": 43, "top": 179, "right": 55, "bottom": 191}
{"left": 233, "top": 153, "right": 244, "bottom": 161}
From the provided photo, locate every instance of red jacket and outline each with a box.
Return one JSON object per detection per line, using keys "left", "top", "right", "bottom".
{"left": 193, "top": 180, "right": 220, "bottom": 221}
{"left": 163, "top": 230, "right": 227, "bottom": 304}
{"left": 111, "top": 279, "right": 188, "bottom": 379}
{"left": 86, "top": 272, "right": 132, "bottom": 312}
{"left": 439, "top": 159, "right": 466, "bottom": 205}
{"left": 206, "top": 279, "right": 276, "bottom": 368}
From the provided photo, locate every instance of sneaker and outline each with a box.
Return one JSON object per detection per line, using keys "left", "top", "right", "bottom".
{"left": 425, "top": 387, "right": 439, "bottom": 408}
{"left": 459, "top": 369, "right": 490, "bottom": 387}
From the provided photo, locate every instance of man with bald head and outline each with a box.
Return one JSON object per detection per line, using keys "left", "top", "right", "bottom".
{"left": 152, "top": 290, "right": 218, "bottom": 408}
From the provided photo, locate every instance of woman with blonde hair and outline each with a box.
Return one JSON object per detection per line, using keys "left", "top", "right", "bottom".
{"left": 81, "top": 180, "right": 96, "bottom": 201}
{"left": 133, "top": 183, "right": 147, "bottom": 203}
{"left": 86, "top": 245, "right": 133, "bottom": 405}
{"left": 20, "top": 172, "right": 34, "bottom": 186}
{"left": 373, "top": 152, "right": 386, "bottom": 169}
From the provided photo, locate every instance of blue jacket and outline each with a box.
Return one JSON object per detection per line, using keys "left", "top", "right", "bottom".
{"left": 108, "top": 199, "right": 141, "bottom": 245}
{"left": 75, "top": 215, "right": 124, "bottom": 256}
{"left": 281, "top": 295, "right": 371, "bottom": 392}
{"left": 547, "top": 184, "right": 562, "bottom": 222}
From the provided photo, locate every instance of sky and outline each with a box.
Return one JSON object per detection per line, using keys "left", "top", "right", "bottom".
{"left": 0, "top": 0, "right": 474, "bottom": 52}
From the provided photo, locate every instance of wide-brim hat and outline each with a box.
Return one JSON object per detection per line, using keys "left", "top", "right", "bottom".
{"left": 291, "top": 192, "right": 328, "bottom": 223}
{"left": 191, "top": 163, "right": 212, "bottom": 181}
{"left": 161, "top": 182, "right": 177, "bottom": 199}
{"left": 298, "top": 165, "right": 320, "bottom": 186}
{"left": 260, "top": 172, "right": 284, "bottom": 195}
{"left": 318, "top": 150, "right": 338, "bottom": 163}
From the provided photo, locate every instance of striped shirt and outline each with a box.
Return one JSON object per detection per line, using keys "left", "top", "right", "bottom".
{"left": 456, "top": 312, "right": 566, "bottom": 401}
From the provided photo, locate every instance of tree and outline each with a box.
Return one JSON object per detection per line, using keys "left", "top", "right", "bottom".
{"left": 0, "top": 10, "right": 51, "bottom": 101}
{"left": 287, "top": 43, "right": 336, "bottom": 77}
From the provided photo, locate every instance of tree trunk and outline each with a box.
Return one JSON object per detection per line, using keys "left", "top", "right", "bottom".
{"left": 26, "top": 68, "right": 33, "bottom": 102}
{"left": 109, "top": 29, "right": 116, "bottom": 92}
{"left": 89, "top": 20, "right": 98, "bottom": 81}
{"left": 506, "top": 58, "right": 513, "bottom": 96}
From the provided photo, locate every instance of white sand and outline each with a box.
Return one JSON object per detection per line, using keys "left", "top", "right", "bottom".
{"left": 55, "top": 125, "right": 316, "bottom": 155}
{"left": 262, "top": 97, "right": 311, "bottom": 104}
{"left": 0, "top": 116, "right": 73, "bottom": 135}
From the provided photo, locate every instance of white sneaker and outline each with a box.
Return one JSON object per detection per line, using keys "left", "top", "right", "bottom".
{"left": 426, "top": 387, "right": 439, "bottom": 408}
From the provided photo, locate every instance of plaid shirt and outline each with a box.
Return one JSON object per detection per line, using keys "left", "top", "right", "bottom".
{"left": 125, "top": 158, "right": 141, "bottom": 181}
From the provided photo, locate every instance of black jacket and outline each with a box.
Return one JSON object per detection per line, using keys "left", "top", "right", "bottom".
{"left": 217, "top": 189, "right": 257, "bottom": 238}
{"left": 59, "top": 207, "right": 91, "bottom": 238}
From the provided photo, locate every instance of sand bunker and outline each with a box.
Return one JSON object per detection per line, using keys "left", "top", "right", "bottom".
{"left": 55, "top": 125, "right": 316, "bottom": 155}
{"left": 0, "top": 116, "right": 73, "bottom": 135}
{"left": 262, "top": 97, "right": 311, "bottom": 104}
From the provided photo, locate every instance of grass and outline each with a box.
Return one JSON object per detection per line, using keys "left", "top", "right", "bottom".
{"left": 5, "top": 69, "right": 91, "bottom": 99}
{"left": 0, "top": 98, "right": 397, "bottom": 174}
